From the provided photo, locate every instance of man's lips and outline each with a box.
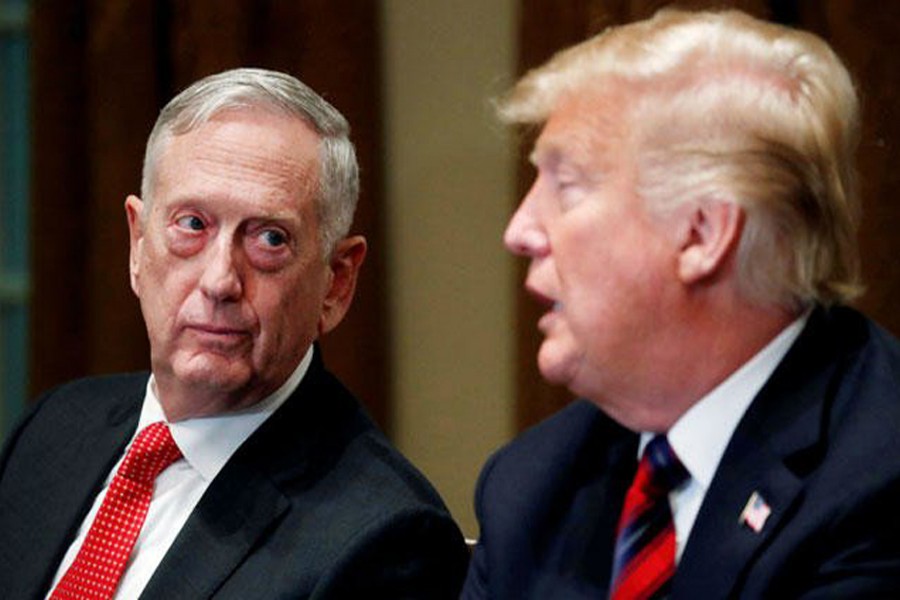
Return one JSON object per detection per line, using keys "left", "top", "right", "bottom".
{"left": 187, "top": 323, "right": 248, "bottom": 334}
{"left": 525, "top": 284, "right": 557, "bottom": 310}
{"left": 525, "top": 285, "right": 561, "bottom": 331}
{"left": 183, "top": 323, "right": 252, "bottom": 345}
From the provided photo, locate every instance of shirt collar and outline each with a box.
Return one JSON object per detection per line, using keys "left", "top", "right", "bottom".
{"left": 137, "top": 346, "right": 314, "bottom": 481}
{"left": 640, "top": 312, "right": 810, "bottom": 488}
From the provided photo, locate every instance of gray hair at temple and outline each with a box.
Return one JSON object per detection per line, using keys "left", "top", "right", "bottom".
{"left": 499, "top": 9, "right": 862, "bottom": 310}
{"left": 141, "top": 67, "right": 359, "bottom": 256}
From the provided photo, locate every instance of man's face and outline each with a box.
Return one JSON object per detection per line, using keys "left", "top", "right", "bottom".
{"left": 126, "top": 109, "right": 362, "bottom": 420}
{"left": 504, "top": 92, "right": 681, "bottom": 418}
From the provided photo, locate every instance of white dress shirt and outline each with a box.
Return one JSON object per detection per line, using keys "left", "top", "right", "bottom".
{"left": 638, "top": 314, "right": 809, "bottom": 561}
{"left": 46, "top": 347, "right": 314, "bottom": 599}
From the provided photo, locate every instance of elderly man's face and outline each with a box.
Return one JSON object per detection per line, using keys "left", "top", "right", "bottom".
{"left": 504, "top": 92, "right": 680, "bottom": 416}
{"left": 126, "top": 109, "right": 361, "bottom": 420}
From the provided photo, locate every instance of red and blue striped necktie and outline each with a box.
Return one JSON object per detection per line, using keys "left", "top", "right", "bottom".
{"left": 610, "top": 435, "right": 688, "bottom": 600}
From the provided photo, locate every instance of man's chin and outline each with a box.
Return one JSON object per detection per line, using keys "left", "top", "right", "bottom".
{"left": 172, "top": 356, "right": 253, "bottom": 393}
{"left": 536, "top": 345, "right": 577, "bottom": 389}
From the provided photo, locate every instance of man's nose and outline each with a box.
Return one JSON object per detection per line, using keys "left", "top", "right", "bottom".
{"left": 503, "top": 185, "right": 548, "bottom": 257}
{"left": 199, "top": 238, "right": 243, "bottom": 301}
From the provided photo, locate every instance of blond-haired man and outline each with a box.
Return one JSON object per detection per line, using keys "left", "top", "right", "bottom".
{"left": 464, "top": 10, "right": 900, "bottom": 598}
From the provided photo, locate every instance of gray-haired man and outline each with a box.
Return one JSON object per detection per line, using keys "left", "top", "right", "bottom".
{"left": 0, "top": 68, "right": 467, "bottom": 599}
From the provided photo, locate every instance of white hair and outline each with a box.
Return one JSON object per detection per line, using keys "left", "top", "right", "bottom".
{"left": 142, "top": 67, "right": 359, "bottom": 255}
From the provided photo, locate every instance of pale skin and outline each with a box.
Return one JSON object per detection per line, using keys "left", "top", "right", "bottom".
{"left": 126, "top": 108, "right": 366, "bottom": 422}
{"left": 504, "top": 90, "right": 794, "bottom": 432}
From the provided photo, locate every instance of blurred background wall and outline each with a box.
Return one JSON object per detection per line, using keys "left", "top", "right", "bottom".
{"left": 381, "top": 0, "right": 516, "bottom": 538}
{"left": 1, "top": 0, "right": 898, "bottom": 538}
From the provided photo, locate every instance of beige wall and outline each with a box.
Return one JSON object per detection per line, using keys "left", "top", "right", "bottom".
{"left": 381, "top": 1, "right": 517, "bottom": 537}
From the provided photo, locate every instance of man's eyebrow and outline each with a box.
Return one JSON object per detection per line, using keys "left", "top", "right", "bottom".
{"left": 529, "top": 143, "right": 564, "bottom": 168}
{"left": 528, "top": 147, "right": 545, "bottom": 166}
{"left": 531, "top": 144, "right": 597, "bottom": 178}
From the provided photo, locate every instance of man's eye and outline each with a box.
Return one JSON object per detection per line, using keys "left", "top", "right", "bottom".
{"left": 176, "top": 215, "right": 205, "bottom": 231}
{"left": 261, "top": 229, "right": 287, "bottom": 247}
{"left": 555, "top": 171, "right": 580, "bottom": 191}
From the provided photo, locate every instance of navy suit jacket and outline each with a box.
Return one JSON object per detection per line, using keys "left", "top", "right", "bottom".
{"left": 0, "top": 352, "right": 468, "bottom": 599}
{"left": 463, "top": 306, "right": 900, "bottom": 598}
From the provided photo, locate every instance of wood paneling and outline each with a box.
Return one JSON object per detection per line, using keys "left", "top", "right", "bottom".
{"left": 808, "top": 2, "right": 900, "bottom": 337}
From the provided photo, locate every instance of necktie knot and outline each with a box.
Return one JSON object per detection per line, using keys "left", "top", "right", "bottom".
{"left": 118, "top": 421, "right": 182, "bottom": 483}
{"left": 639, "top": 435, "right": 688, "bottom": 497}
{"left": 610, "top": 435, "right": 688, "bottom": 600}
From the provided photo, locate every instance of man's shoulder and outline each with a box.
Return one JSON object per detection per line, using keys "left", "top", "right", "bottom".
{"left": 328, "top": 414, "right": 455, "bottom": 516}
{"left": 0, "top": 372, "right": 145, "bottom": 499}
{"left": 28, "top": 372, "right": 148, "bottom": 421}
{"left": 817, "top": 305, "right": 900, "bottom": 362}
{"left": 802, "top": 306, "right": 900, "bottom": 402}
{"left": 819, "top": 307, "right": 900, "bottom": 452}
{"left": 475, "top": 400, "right": 631, "bottom": 512}
{"left": 488, "top": 400, "right": 613, "bottom": 472}
{"left": 38, "top": 372, "right": 149, "bottom": 401}
{"left": 0, "top": 373, "right": 144, "bottom": 464}
{"left": 253, "top": 361, "right": 455, "bottom": 519}
{"left": 225, "top": 365, "right": 468, "bottom": 592}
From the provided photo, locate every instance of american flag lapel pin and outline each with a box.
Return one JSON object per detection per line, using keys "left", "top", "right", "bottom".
{"left": 739, "top": 491, "right": 772, "bottom": 533}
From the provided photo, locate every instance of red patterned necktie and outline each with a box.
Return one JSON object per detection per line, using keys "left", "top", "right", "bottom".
{"left": 50, "top": 422, "right": 182, "bottom": 600}
{"left": 610, "top": 435, "right": 688, "bottom": 600}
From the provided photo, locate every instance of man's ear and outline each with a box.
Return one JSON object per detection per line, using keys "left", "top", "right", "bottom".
{"left": 676, "top": 200, "right": 743, "bottom": 285}
{"left": 125, "top": 195, "right": 146, "bottom": 296}
{"left": 318, "top": 235, "right": 367, "bottom": 336}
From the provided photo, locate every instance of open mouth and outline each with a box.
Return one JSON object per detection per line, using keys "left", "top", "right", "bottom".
{"left": 526, "top": 285, "right": 562, "bottom": 331}
{"left": 525, "top": 284, "right": 556, "bottom": 310}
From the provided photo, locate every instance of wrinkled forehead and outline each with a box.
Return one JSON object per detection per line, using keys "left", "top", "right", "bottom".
{"left": 531, "top": 87, "right": 635, "bottom": 171}
{"left": 153, "top": 110, "right": 321, "bottom": 203}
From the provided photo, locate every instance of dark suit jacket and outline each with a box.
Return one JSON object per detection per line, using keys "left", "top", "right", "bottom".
{"left": 0, "top": 352, "right": 468, "bottom": 599}
{"left": 462, "top": 306, "right": 900, "bottom": 598}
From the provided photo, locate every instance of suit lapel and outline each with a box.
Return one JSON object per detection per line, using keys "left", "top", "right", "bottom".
{"left": 525, "top": 403, "right": 637, "bottom": 597}
{"left": 140, "top": 456, "right": 290, "bottom": 599}
{"left": 673, "top": 428, "right": 807, "bottom": 598}
{"left": 143, "top": 351, "right": 353, "bottom": 598}
{"left": 673, "top": 308, "right": 841, "bottom": 598}
{"left": 11, "top": 379, "right": 142, "bottom": 596}
{"left": 570, "top": 428, "right": 637, "bottom": 595}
